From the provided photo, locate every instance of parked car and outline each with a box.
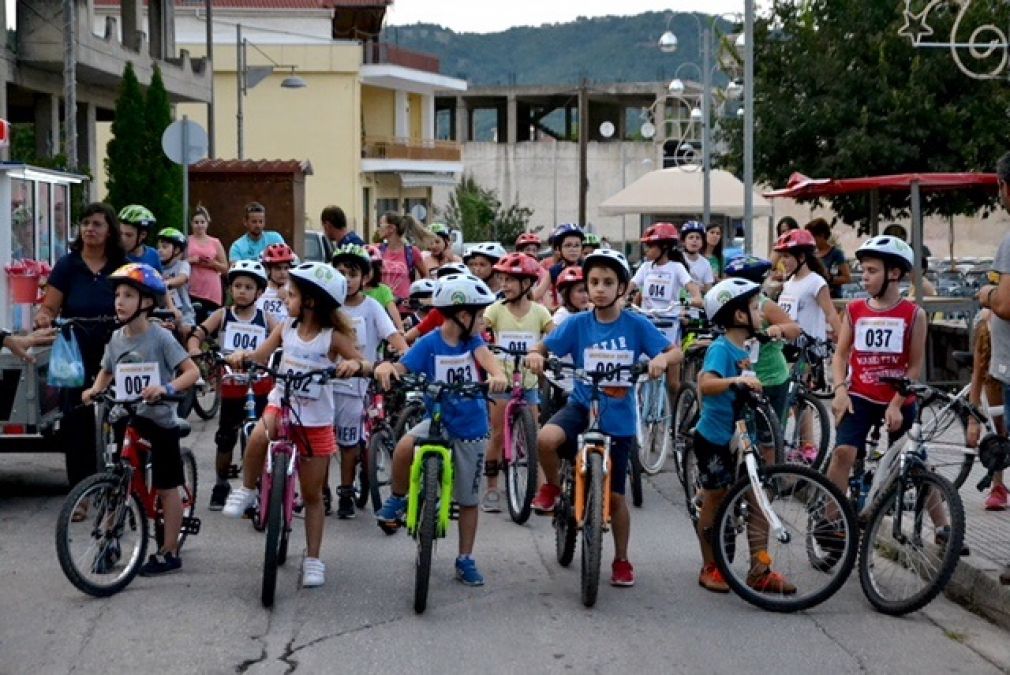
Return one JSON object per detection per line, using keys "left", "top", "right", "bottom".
{"left": 303, "top": 230, "right": 334, "bottom": 263}
{"left": 936, "top": 270, "right": 971, "bottom": 298}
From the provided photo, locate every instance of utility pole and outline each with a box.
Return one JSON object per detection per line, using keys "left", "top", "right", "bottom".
{"left": 206, "top": 0, "right": 215, "bottom": 157}
{"left": 236, "top": 23, "right": 244, "bottom": 159}
{"left": 578, "top": 78, "right": 588, "bottom": 226}
{"left": 743, "top": 0, "right": 755, "bottom": 253}
{"left": 64, "top": 0, "right": 78, "bottom": 168}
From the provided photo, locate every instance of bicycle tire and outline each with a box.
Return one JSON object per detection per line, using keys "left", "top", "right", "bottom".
{"left": 713, "top": 464, "right": 858, "bottom": 612}
{"left": 555, "top": 463, "right": 577, "bottom": 567}
{"left": 858, "top": 469, "right": 965, "bottom": 616}
{"left": 393, "top": 400, "right": 426, "bottom": 443}
{"left": 261, "top": 451, "right": 288, "bottom": 607}
{"left": 682, "top": 443, "right": 702, "bottom": 525}
{"left": 581, "top": 452, "right": 605, "bottom": 607}
{"left": 193, "top": 371, "right": 221, "bottom": 420}
{"left": 173, "top": 450, "right": 198, "bottom": 553}
{"left": 176, "top": 388, "right": 195, "bottom": 420}
{"left": 638, "top": 379, "right": 671, "bottom": 475}
{"left": 628, "top": 444, "right": 644, "bottom": 508}
{"left": 93, "top": 401, "right": 112, "bottom": 474}
{"left": 55, "top": 473, "right": 149, "bottom": 597}
{"left": 782, "top": 390, "right": 830, "bottom": 469}
{"left": 506, "top": 406, "right": 539, "bottom": 524}
{"left": 918, "top": 399, "right": 975, "bottom": 490}
{"left": 750, "top": 396, "right": 784, "bottom": 465}
{"left": 414, "top": 453, "right": 440, "bottom": 614}
{"left": 672, "top": 383, "right": 700, "bottom": 490}
{"left": 367, "top": 424, "right": 395, "bottom": 513}
{"left": 355, "top": 446, "right": 371, "bottom": 510}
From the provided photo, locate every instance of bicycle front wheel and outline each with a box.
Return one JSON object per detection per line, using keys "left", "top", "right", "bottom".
{"left": 555, "top": 464, "right": 577, "bottom": 567}
{"left": 782, "top": 391, "right": 830, "bottom": 469}
{"left": 414, "top": 454, "right": 441, "bottom": 614}
{"left": 505, "top": 406, "right": 539, "bottom": 524}
{"left": 917, "top": 400, "right": 975, "bottom": 490}
{"left": 176, "top": 450, "right": 199, "bottom": 553}
{"left": 713, "top": 464, "right": 858, "bottom": 612}
{"left": 672, "top": 383, "right": 700, "bottom": 490}
{"left": 367, "top": 424, "right": 395, "bottom": 513}
{"left": 193, "top": 361, "right": 221, "bottom": 420}
{"left": 858, "top": 469, "right": 965, "bottom": 616}
{"left": 261, "top": 452, "right": 288, "bottom": 608}
{"left": 581, "top": 452, "right": 605, "bottom": 608}
{"left": 55, "top": 473, "right": 149, "bottom": 597}
{"left": 638, "top": 379, "right": 672, "bottom": 475}
{"left": 393, "top": 400, "right": 426, "bottom": 442}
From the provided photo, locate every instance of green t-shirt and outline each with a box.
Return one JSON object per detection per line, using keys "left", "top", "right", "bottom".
{"left": 364, "top": 284, "right": 396, "bottom": 309}
{"left": 754, "top": 295, "right": 790, "bottom": 387}
{"left": 707, "top": 254, "right": 723, "bottom": 279}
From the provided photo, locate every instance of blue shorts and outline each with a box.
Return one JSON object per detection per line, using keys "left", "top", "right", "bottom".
{"left": 490, "top": 387, "right": 540, "bottom": 404}
{"left": 835, "top": 395, "right": 915, "bottom": 458}
{"left": 546, "top": 402, "right": 632, "bottom": 495}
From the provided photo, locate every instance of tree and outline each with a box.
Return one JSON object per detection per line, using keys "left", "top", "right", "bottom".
{"left": 719, "top": 0, "right": 1010, "bottom": 230}
{"left": 144, "top": 65, "right": 182, "bottom": 231}
{"left": 439, "top": 175, "right": 535, "bottom": 245}
{"left": 105, "top": 62, "right": 147, "bottom": 212}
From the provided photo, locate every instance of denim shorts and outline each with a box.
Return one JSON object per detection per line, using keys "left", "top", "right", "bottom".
{"left": 490, "top": 387, "right": 540, "bottom": 404}
{"left": 834, "top": 395, "right": 915, "bottom": 458}
{"left": 546, "top": 402, "right": 631, "bottom": 495}
{"left": 692, "top": 430, "right": 735, "bottom": 490}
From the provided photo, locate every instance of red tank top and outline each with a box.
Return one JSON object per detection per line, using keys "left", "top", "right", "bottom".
{"left": 847, "top": 298, "right": 918, "bottom": 404}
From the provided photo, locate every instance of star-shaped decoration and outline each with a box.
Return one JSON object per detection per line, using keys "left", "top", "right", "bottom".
{"left": 898, "top": 0, "right": 936, "bottom": 44}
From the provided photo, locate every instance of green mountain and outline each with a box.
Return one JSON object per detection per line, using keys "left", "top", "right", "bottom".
{"left": 382, "top": 12, "right": 731, "bottom": 86}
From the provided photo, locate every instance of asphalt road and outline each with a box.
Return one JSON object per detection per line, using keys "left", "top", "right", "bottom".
{"left": 2, "top": 418, "right": 1010, "bottom": 674}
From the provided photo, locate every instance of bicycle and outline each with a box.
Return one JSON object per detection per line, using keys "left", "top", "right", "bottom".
{"left": 489, "top": 344, "right": 540, "bottom": 524}
{"left": 187, "top": 336, "right": 223, "bottom": 420}
{"left": 628, "top": 305, "right": 680, "bottom": 476}
{"left": 378, "top": 374, "right": 489, "bottom": 614}
{"left": 546, "top": 357, "right": 649, "bottom": 607}
{"left": 362, "top": 378, "right": 395, "bottom": 512}
{"left": 778, "top": 333, "right": 832, "bottom": 468}
{"left": 55, "top": 392, "right": 199, "bottom": 597}
{"left": 706, "top": 384, "right": 858, "bottom": 612}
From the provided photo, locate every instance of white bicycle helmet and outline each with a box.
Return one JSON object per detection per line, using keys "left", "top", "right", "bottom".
{"left": 582, "top": 249, "right": 631, "bottom": 283}
{"left": 463, "top": 242, "right": 507, "bottom": 263}
{"left": 432, "top": 273, "right": 495, "bottom": 309}
{"left": 855, "top": 235, "right": 914, "bottom": 272}
{"left": 227, "top": 260, "right": 268, "bottom": 288}
{"left": 705, "top": 278, "right": 761, "bottom": 325}
{"left": 409, "top": 278, "right": 437, "bottom": 298}
{"left": 288, "top": 261, "right": 347, "bottom": 307}
{"left": 434, "top": 262, "right": 469, "bottom": 279}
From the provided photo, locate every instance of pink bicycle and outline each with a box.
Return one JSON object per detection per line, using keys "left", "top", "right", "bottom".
{"left": 489, "top": 345, "right": 539, "bottom": 524}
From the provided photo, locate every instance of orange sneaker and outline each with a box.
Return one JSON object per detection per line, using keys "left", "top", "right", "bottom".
{"left": 746, "top": 569, "right": 797, "bottom": 595}
{"left": 698, "top": 563, "right": 730, "bottom": 593}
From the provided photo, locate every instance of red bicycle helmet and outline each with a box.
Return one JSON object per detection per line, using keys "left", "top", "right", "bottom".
{"left": 493, "top": 251, "right": 541, "bottom": 279}
{"left": 641, "top": 222, "right": 680, "bottom": 245}
{"left": 556, "top": 266, "right": 584, "bottom": 290}
{"left": 515, "top": 232, "right": 542, "bottom": 248}
{"left": 261, "top": 243, "right": 296, "bottom": 264}
{"left": 773, "top": 228, "right": 816, "bottom": 252}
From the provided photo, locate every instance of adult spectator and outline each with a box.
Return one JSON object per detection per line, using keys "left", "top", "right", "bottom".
{"left": 704, "top": 223, "right": 724, "bottom": 279}
{"left": 377, "top": 211, "right": 430, "bottom": 305}
{"left": 882, "top": 223, "right": 933, "bottom": 260}
{"left": 186, "top": 204, "right": 228, "bottom": 324}
{"left": 35, "top": 202, "right": 127, "bottom": 486}
{"left": 228, "top": 202, "right": 284, "bottom": 262}
{"left": 805, "top": 217, "right": 851, "bottom": 298}
{"left": 320, "top": 205, "right": 364, "bottom": 247}
{"left": 423, "top": 223, "right": 461, "bottom": 276}
{"left": 776, "top": 216, "right": 800, "bottom": 237}
{"left": 0, "top": 327, "right": 56, "bottom": 362}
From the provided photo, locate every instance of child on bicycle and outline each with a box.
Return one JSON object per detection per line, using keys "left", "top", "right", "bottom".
{"left": 526, "top": 250, "right": 677, "bottom": 587}
{"left": 223, "top": 262, "right": 369, "bottom": 588}
{"left": 405, "top": 279, "right": 437, "bottom": 330}
{"left": 824, "top": 237, "right": 927, "bottom": 502}
{"left": 156, "top": 227, "right": 195, "bottom": 332}
{"left": 187, "top": 260, "right": 277, "bottom": 510}
{"left": 692, "top": 277, "right": 795, "bottom": 595}
{"left": 258, "top": 243, "right": 295, "bottom": 326}
{"left": 552, "top": 267, "right": 588, "bottom": 326}
{"left": 82, "top": 263, "right": 200, "bottom": 576}
{"left": 679, "top": 221, "right": 715, "bottom": 293}
{"left": 481, "top": 252, "right": 554, "bottom": 513}
{"left": 329, "top": 244, "right": 408, "bottom": 519}
{"left": 403, "top": 263, "right": 468, "bottom": 344}
{"left": 463, "top": 243, "right": 505, "bottom": 296}
{"left": 534, "top": 224, "right": 584, "bottom": 310}
{"left": 374, "top": 273, "right": 509, "bottom": 587}
{"left": 364, "top": 244, "right": 406, "bottom": 333}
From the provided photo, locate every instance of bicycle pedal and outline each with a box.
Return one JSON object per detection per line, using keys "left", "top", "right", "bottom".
{"left": 228, "top": 464, "right": 241, "bottom": 479}
{"left": 449, "top": 502, "right": 460, "bottom": 521}
{"left": 181, "top": 516, "right": 202, "bottom": 535}
{"left": 377, "top": 520, "right": 401, "bottom": 536}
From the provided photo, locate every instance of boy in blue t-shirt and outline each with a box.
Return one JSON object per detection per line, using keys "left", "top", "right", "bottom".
{"left": 693, "top": 278, "right": 795, "bottom": 596}
{"left": 526, "top": 250, "right": 677, "bottom": 587}
{"left": 374, "top": 274, "right": 508, "bottom": 587}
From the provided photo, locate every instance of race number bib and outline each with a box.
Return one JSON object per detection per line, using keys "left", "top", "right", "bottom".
{"left": 434, "top": 354, "right": 477, "bottom": 384}
{"left": 280, "top": 355, "right": 323, "bottom": 400}
{"left": 778, "top": 294, "right": 798, "bottom": 320}
{"left": 260, "top": 298, "right": 286, "bottom": 320}
{"left": 854, "top": 317, "right": 905, "bottom": 354}
{"left": 115, "top": 362, "right": 161, "bottom": 401}
{"left": 222, "top": 322, "right": 266, "bottom": 354}
{"left": 583, "top": 348, "right": 635, "bottom": 387}
{"left": 644, "top": 272, "right": 674, "bottom": 304}
{"left": 496, "top": 331, "right": 536, "bottom": 355}
{"left": 351, "top": 316, "right": 367, "bottom": 353}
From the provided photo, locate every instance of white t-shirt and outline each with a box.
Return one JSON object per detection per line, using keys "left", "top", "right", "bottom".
{"left": 781, "top": 272, "right": 829, "bottom": 340}
{"left": 257, "top": 286, "right": 288, "bottom": 325}
{"left": 632, "top": 260, "right": 694, "bottom": 311}
{"left": 334, "top": 296, "right": 397, "bottom": 396}
{"left": 553, "top": 306, "right": 576, "bottom": 326}
{"left": 269, "top": 319, "right": 335, "bottom": 427}
{"left": 684, "top": 254, "right": 715, "bottom": 288}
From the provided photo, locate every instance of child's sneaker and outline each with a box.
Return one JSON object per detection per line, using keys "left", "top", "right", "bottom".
{"left": 302, "top": 557, "right": 325, "bottom": 588}
{"left": 222, "top": 486, "right": 257, "bottom": 518}
{"left": 337, "top": 486, "right": 356, "bottom": 519}
{"left": 209, "top": 483, "right": 230, "bottom": 511}
{"left": 698, "top": 563, "right": 729, "bottom": 593}
{"left": 480, "top": 489, "right": 502, "bottom": 513}
{"left": 455, "top": 556, "right": 485, "bottom": 586}
{"left": 375, "top": 494, "right": 408, "bottom": 524}
{"left": 746, "top": 569, "right": 796, "bottom": 594}
{"left": 139, "top": 551, "right": 181, "bottom": 576}
{"left": 531, "top": 483, "right": 561, "bottom": 514}
{"left": 610, "top": 559, "right": 635, "bottom": 587}
{"left": 986, "top": 484, "right": 1008, "bottom": 511}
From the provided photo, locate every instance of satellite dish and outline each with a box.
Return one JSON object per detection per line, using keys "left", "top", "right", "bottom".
{"left": 599, "top": 121, "right": 615, "bottom": 138}
{"left": 640, "top": 122, "right": 656, "bottom": 139}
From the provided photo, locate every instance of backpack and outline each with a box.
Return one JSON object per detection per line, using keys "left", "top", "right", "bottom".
{"left": 380, "top": 242, "right": 417, "bottom": 280}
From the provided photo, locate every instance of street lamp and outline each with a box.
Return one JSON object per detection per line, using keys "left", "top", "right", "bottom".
{"left": 236, "top": 24, "right": 307, "bottom": 159}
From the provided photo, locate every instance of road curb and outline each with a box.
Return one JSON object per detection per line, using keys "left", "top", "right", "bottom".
{"left": 945, "top": 549, "right": 1010, "bottom": 630}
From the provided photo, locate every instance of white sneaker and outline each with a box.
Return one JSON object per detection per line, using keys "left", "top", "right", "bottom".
{"left": 222, "top": 486, "right": 257, "bottom": 518}
{"left": 302, "top": 557, "right": 325, "bottom": 588}
{"left": 480, "top": 489, "right": 502, "bottom": 513}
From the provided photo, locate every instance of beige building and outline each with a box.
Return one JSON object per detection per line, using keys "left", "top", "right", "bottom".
{"left": 94, "top": 0, "right": 465, "bottom": 240}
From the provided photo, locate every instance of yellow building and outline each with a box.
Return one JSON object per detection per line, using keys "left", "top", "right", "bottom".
{"left": 94, "top": 0, "right": 465, "bottom": 241}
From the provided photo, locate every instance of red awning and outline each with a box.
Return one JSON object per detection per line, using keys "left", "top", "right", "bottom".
{"left": 764, "top": 172, "right": 998, "bottom": 199}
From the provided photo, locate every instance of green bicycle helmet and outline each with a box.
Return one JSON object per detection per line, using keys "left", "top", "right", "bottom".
{"left": 583, "top": 232, "right": 601, "bottom": 249}
{"left": 429, "top": 222, "right": 452, "bottom": 239}
{"left": 118, "top": 204, "right": 157, "bottom": 229}
{"left": 156, "top": 227, "right": 187, "bottom": 249}
{"left": 330, "top": 243, "right": 371, "bottom": 275}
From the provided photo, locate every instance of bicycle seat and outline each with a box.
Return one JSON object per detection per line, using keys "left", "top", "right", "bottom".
{"left": 177, "top": 419, "right": 191, "bottom": 439}
{"left": 951, "top": 351, "right": 973, "bottom": 368}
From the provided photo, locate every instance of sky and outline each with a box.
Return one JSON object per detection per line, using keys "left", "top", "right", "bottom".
{"left": 385, "top": 1, "right": 759, "bottom": 34}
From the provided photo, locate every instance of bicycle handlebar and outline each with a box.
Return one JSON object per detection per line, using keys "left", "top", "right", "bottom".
{"left": 397, "top": 373, "right": 491, "bottom": 401}
{"left": 92, "top": 390, "right": 187, "bottom": 406}
{"left": 54, "top": 315, "right": 118, "bottom": 328}
{"left": 546, "top": 357, "right": 648, "bottom": 385}
{"left": 243, "top": 360, "right": 336, "bottom": 385}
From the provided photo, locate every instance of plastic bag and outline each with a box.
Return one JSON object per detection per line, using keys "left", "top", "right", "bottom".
{"left": 48, "top": 327, "right": 85, "bottom": 388}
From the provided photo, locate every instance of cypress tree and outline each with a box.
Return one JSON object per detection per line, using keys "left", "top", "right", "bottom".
{"left": 144, "top": 64, "right": 183, "bottom": 232}
{"left": 104, "top": 62, "right": 147, "bottom": 211}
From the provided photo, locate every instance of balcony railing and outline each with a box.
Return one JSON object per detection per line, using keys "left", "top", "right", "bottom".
{"left": 362, "top": 42, "right": 441, "bottom": 74}
{"left": 362, "top": 136, "right": 462, "bottom": 162}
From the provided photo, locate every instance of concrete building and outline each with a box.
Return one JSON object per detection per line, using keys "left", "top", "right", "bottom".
{"left": 93, "top": 0, "right": 466, "bottom": 240}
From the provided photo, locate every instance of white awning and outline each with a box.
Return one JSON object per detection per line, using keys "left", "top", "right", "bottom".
{"left": 599, "top": 166, "right": 772, "bottom": 218}
{"left": 398, "top": 172, "right": 460, "bottom": 188}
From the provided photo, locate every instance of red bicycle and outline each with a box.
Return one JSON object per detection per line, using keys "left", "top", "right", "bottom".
{"left": 55, "top": 393, "right": 199, "bottom": 597}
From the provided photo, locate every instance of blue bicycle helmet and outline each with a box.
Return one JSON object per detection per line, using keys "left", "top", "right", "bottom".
{"left": 725, "top": 255, "right": 773, "bottom": 284}
{"left": 550, "top": 223, "right": 585, "bottom": 246}
{"left": 680, "top": 221, "right": 707, "bottom": 237}
{"left": 109, "top": 262, "right": 167, "bottom": 297}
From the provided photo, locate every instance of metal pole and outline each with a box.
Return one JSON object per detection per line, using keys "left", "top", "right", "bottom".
{"left": 621, "top": 142, "right": 628, "bottom": 257}
{"left": 743, "top": 0, "right": 755, "bottom": 253}
{"left": 702, "top": 27, "right": 712, "bottom": 225}
{"left": 236, "top": 24, "right": 243, "bottom": 159}
{"left": 205, "top": 0, "right": 215, "bottom": 158}
{"left": 182, "top": 115, "right": 189, "bottom": 234}
{"left": 911, "top": 181, "right": 924, "bottom": 302}
{"left": 578, "top": 78, "right": 588, "bottom": 226}
{"left": 63, "top": 0, "right": 78, "bottom": 168}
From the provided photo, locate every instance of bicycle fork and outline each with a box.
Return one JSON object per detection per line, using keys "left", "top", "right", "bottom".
{"left": 734, "top": 420, "right": 788, "bottom": 543}
{"left": 574, "top": 433, "right": 612, "bottom": 531}
{"left": 406, "top": 445, "right": 455, "bottom": 538}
